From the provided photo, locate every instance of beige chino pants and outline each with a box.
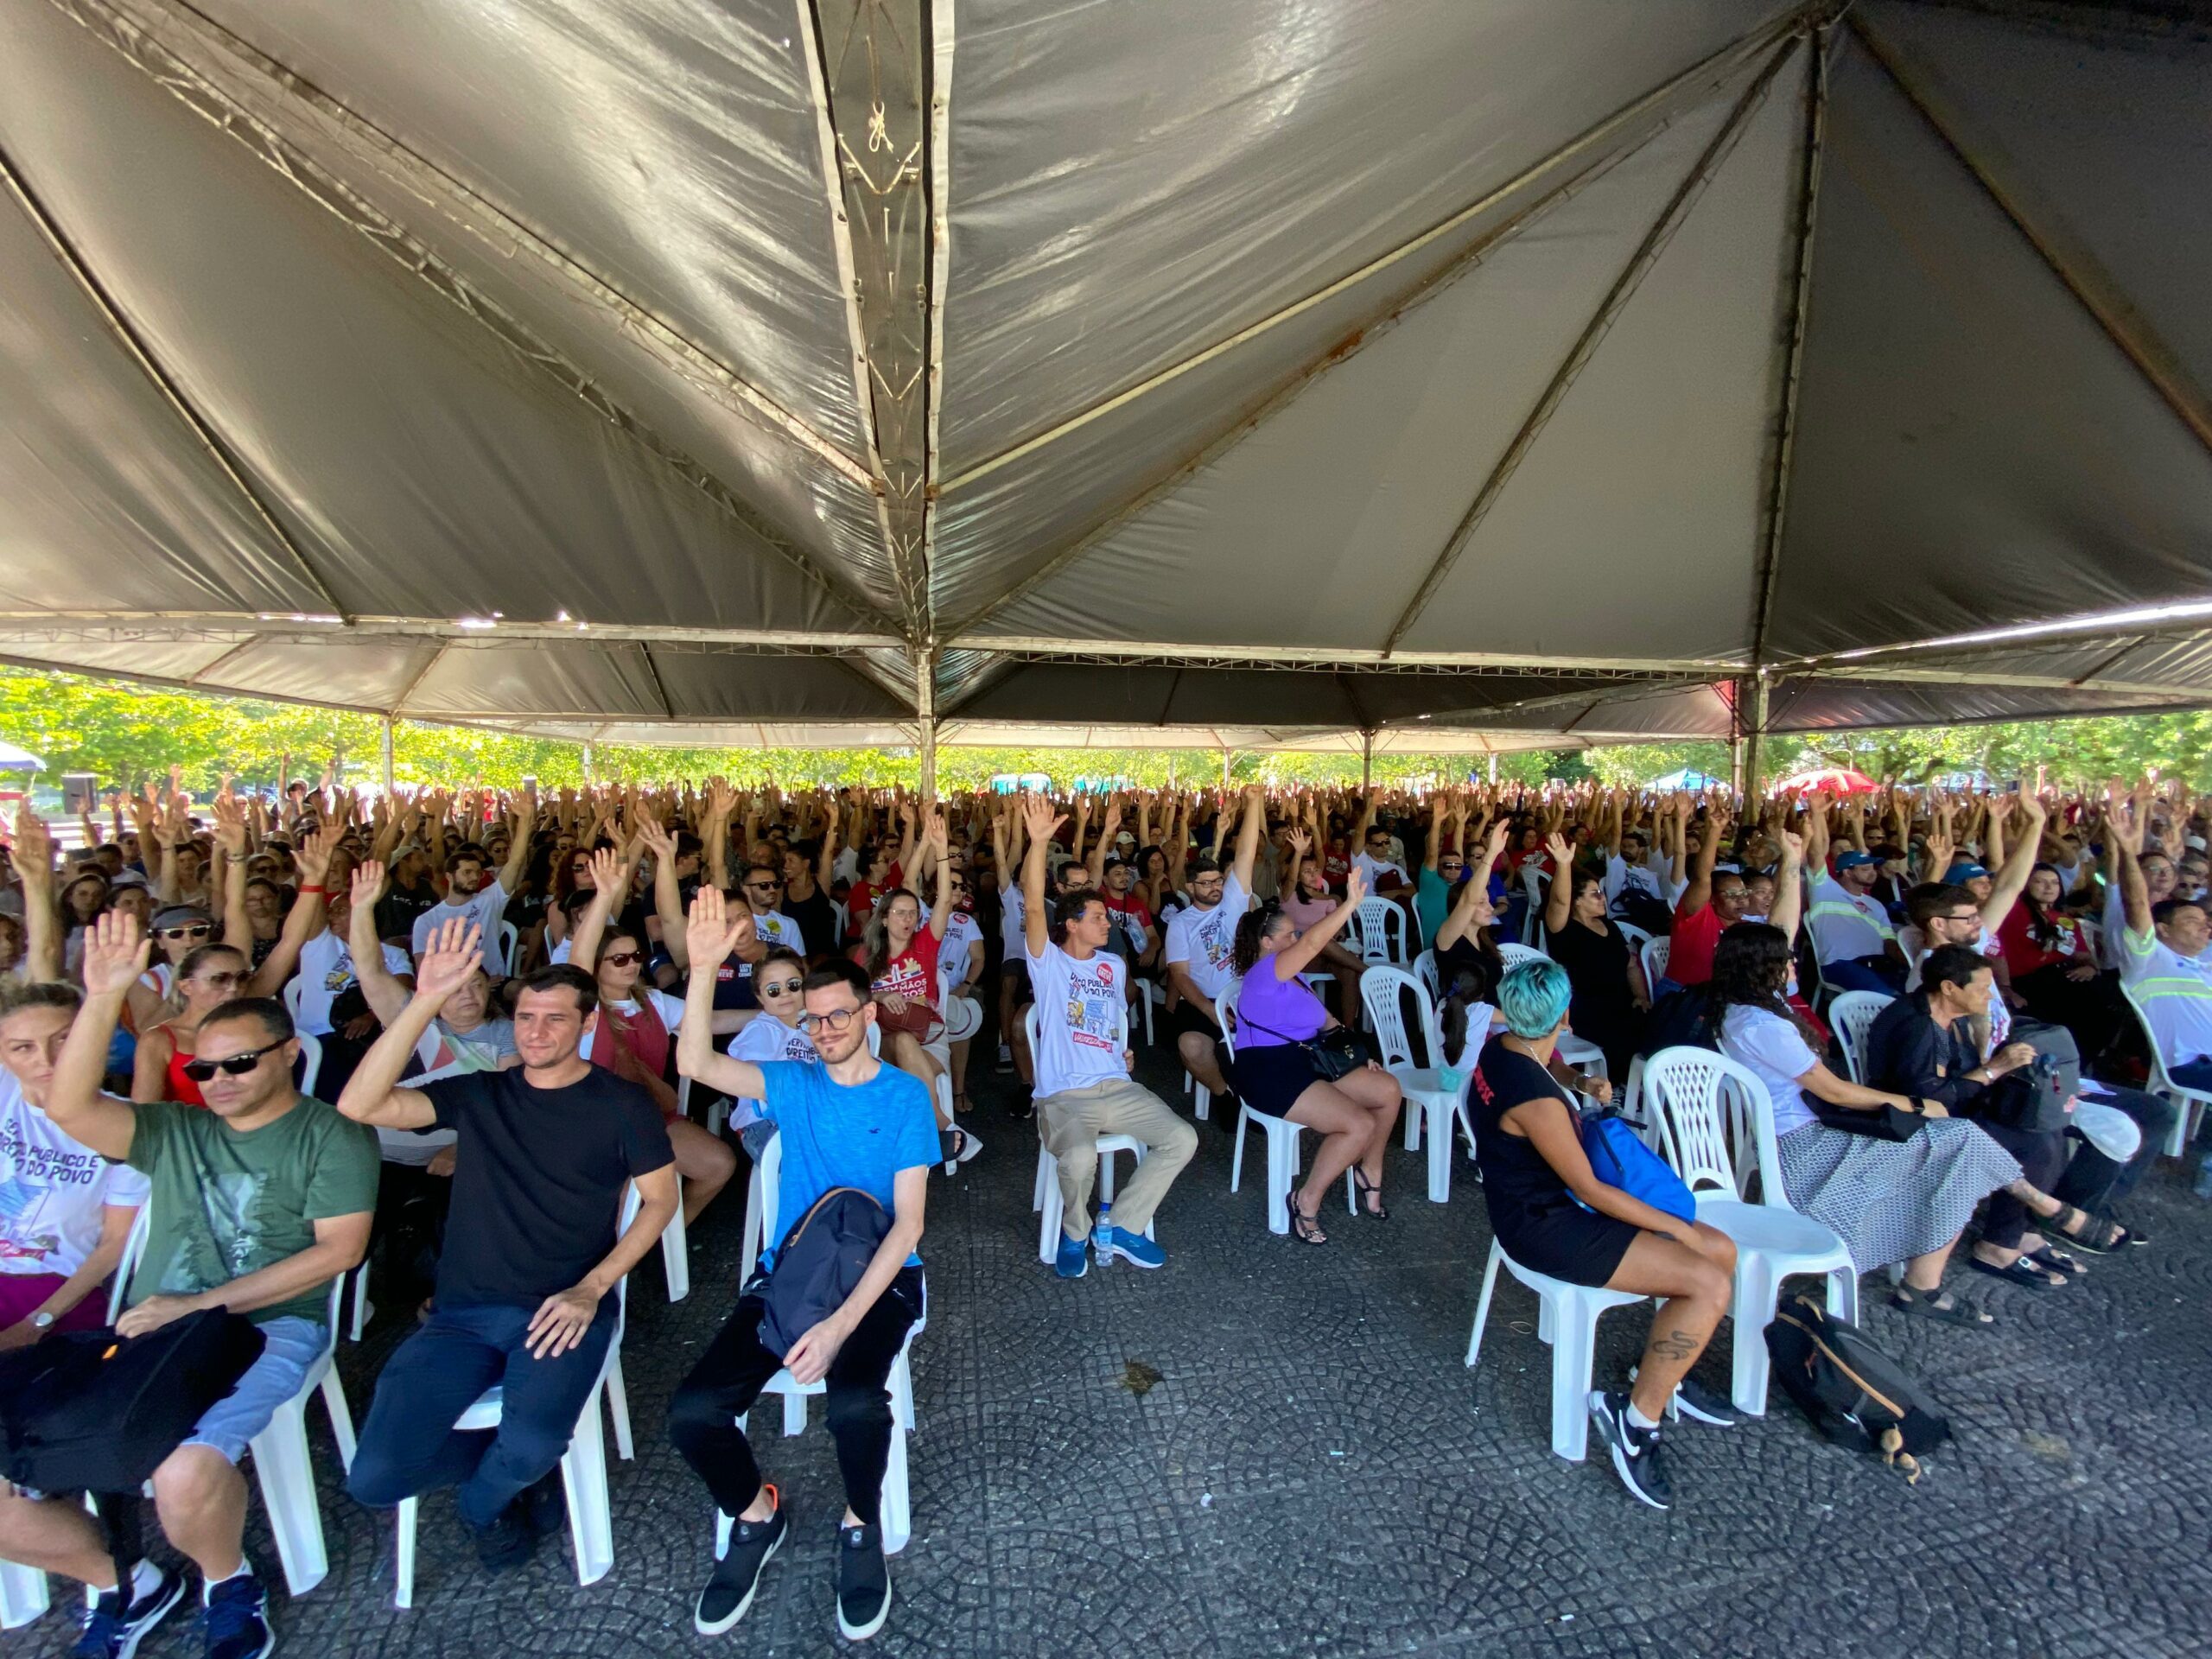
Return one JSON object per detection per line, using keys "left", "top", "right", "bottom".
{"left": 1037, "top": 1077, "right": 1198, "bottom": 1239}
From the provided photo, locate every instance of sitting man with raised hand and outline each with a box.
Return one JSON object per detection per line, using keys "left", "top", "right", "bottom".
{"left": 1018, "top": 793, "right": 1198, "bottom": 1278}
{"left": 1165, "top": 783, "right": 1265, "bottom": 1106}
{"left": 338, "top": 920, "right": 678, "bottom": 1577}
{"left": 669, "top": 887, "right": 934, "bottom": 1645}
{"left": 0, "top": 911, "right": 377, "bottom": 1659}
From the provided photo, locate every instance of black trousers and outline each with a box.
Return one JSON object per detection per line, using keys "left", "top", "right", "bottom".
{"left": 2052, "top": 1086, "right": 2179, "bottom": 1214}
{"left": 1973, "top": 1116, "right": 2068, "bottom": 1249}
{"left": 667, "top": 1268, "right": 923, "bottom": 1525}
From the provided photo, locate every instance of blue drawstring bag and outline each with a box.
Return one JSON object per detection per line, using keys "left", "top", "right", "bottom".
{"left": 1575, "top": 1113, "right": 1696, "bottom": 1223}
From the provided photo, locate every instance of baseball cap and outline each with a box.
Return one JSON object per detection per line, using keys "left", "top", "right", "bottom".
{"left": 150, "top": 904, "right": 214, "bottom": 931}
{"left": 1834, "top": 850, "right": 1880, "bottom": 871}
{"left": 1945, "top": 861, "right": 1991, "bottom": 881}
{"left": 108, "top": 871, "right": 150, "bottom": 893}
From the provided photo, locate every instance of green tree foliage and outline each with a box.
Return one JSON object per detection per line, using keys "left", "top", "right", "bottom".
{"left": 5, "top": 666, "right": 2208, "bottom": 797}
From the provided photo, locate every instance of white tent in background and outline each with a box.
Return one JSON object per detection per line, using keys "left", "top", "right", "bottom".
{"left": 1, "top": 1, "right": 2209, "bottom": 786}
{"left": 0, "top": 741, "right": 43, "bottom": 775}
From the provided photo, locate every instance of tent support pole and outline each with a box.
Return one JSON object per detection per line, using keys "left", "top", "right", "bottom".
{"left": 379, "top": 716, "right": 395, "bottom": 795}
{"left": 913, "top": 645, "right": 938, "bottom": 803}
{"left": 1221, "top": 748, "right": 1231, "bottom": 790}
{"left": 582, "top": 743, "right": 594, "bottom": 785}
{"left": 1361, "top": 730, "right": 1374, "bottom": 791}
{"left": 1487, "top": 753, "right": 1498, "bottom": 785}
{"left": 1738, "top": 675, "right": 1771, "bottom": 802}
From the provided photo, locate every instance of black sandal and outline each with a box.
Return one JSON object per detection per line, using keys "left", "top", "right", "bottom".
{"left": 1890, "top": 1287, "right": 1995, "bottom": 1326}
{"left": 2041, "top": 1205, "right": 2128, "bottom": 1255}
{"left": 1288, "top": 1196, "right": 1329, "bottom": 1246}
{"left": 1967, "top": 1253, "right": 2067, "bottom": 1291}
{"left": 1352, "top": 1168, "right": 1389, "bottom": 1221}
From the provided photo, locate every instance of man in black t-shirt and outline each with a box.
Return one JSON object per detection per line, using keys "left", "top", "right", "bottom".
{"left": 338, "top": 919, "right": 678, "bottom": 1573}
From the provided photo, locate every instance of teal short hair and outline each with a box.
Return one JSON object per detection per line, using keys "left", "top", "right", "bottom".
{"left": 1497, "top": 957, "right": 1572, "bottom": 1039}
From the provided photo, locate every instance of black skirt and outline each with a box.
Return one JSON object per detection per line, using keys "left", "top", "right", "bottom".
{"left": 1492, "top": 1201, "right": 1641, "bottom": 1289}
{"left": 1230, "top": 1042, "right": 1325, "bottom": 1119}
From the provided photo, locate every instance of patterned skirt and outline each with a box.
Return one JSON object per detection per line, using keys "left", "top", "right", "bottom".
{"left": 1777, "top": 1117, "right": 2022, "bottom": 1272}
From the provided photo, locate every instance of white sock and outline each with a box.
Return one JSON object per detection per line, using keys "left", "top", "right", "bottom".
{"left": 201, "top": 1565, "right": 251, "bottom": 1605}
{"left": 1624, "top": 1400, "right": 1662, "bottom": 1431}
{"left": 130, "top": 1559, "right": 162, "bottom": 1603}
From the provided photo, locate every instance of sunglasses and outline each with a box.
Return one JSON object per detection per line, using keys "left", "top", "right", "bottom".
{"left": 601, "top": 950, "right": 645, "bottom": 968}
{"left": 194, "top": 972, "right": 246, "bottom": 988}
{"left": 745, "top": 880, "right": 784, "bottom": 893}
{"left": 798, "top": 1007, "right": 861, "bottom": 1033}
{"left": 760, "top": 978, "right": 804, "bottom": 997}
{"left": 158, "top": 925, "right": 213, "bottom": 940}
{"left": 181, "top": 1039, "right": 286, "bottom": 1083}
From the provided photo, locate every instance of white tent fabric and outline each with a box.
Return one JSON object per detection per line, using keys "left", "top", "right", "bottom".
{"left": 2, "top": 0, "right": 2209, "bottom": 760}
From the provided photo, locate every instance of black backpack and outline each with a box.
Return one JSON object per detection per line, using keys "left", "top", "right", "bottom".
{"left": 1765, "top": 1292, "right": 1950, "bottom": 1479}
{"left": 757, "top": 1187, "right": 891, "bottom": 1358}
{"left": 1638, "top": 985, "right": 1718, "bottom": 1058}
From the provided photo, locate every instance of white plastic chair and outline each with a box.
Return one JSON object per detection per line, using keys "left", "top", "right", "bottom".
{"left": 1467, "top": 1239, "right": 1646, "bottom": 1462}
{"left": 496, "top": 919, "right": 520, "bottom": 976}
{"left": 393, "top": 1186, "right": 643, "bottom": 1606}
{"left": 1348, "top": 897, "right": 1408, "bottom": 966}
{"left": 1827, "top": 990, "right": 1894, "bottom": 1085}
{"left": 294, "top": 1029, "right": 323, "bottom": 1097}
{"left": 1641, "top": 935, "right": 1671, "bottom": 991}
{"left": 1497, "top": 942, "right": 1545, "bottom": 970}
{"left": 1138, "top": 977, "right": 1162, "bottom": 1045}
{"left": 1413, "top": 949, "right": 1441, "bottom": 1006}
{"left": 1220, "top": 983, "right": 1355, "bottom": 1234}
{"left": 2120, "top": 982, "right": 2212, "bottom": 1156}
{"left": 1519, "top": 866, "right": 1548, "bottom": 944}
{"left": 1022, "top": 1004, "right": 1149, "bottom": 1262}
{"left": 0, "top": 1559, "right": 45, "bottom": 1630}
{"left": 660, "top": 1201, "right": 690, "bottom": 1304}
{"left": 719, "top": 1134, "right": 922, "bottom": 1556}
{"left": 1618, "top": 920, "right": 1654, "bottom": 952}
{"left": 735, "top": 1026, "right": 880, "bottom": 1284}
{"left": 107, "top": 1211, "right": 358, "bottom": 1596}
{"left": 1358, "top": 965, "right": 1465, "bottom": 1203}
{"left": 1640, "top": 1047, "right": 1861, "bottom": 1416}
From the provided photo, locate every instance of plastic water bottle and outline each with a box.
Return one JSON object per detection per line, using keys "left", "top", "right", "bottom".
{"left": 1094, "top": 1200, "right": 1113, "bottom": 1267}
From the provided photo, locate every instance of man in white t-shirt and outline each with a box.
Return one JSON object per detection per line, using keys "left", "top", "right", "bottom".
{"left": 0, "top": 983, "right": 150, "bottom": 1344}
{"left": 411, "top": 849, "right": 518, "bottom": 976}
{"left": 2113, "top": 802, "right": 2212, "bottom": 1092}
{"left": 296, "top": 880, "right": 414, "bottom": 1039}
{"left": 1350, "top": 825, "right": 1407, "bottom": 896}
{"left": 1165, "top": 785, "right": 1265, "bottom": 1104}
{"left": 1018, "top": 797, "right": 1195, "bottom": 1278}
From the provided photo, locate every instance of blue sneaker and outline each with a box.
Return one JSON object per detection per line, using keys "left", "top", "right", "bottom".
{"left": 1054, "top": 1232, "right": 1089, "bottom": 1278}
{"left": 1099, "top": 1226, "right": 1165, "bottom": 1269}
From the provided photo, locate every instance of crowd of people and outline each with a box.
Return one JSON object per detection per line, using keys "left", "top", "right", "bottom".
{"left": 0, "top": 766, "right": 2207, "bottom": 1647}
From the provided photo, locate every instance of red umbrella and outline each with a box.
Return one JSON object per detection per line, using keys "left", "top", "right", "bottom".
{"left": 1775, "top": 766, "right": 1881, "bottom": 796}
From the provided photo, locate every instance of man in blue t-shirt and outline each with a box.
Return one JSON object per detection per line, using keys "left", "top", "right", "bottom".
{"left": 671, "top": 891, "right": 933, "bottom": 1646}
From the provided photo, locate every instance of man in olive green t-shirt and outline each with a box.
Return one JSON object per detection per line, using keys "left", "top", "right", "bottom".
{"left": 0, "top": 912, "right": 377, "bottom": 1659}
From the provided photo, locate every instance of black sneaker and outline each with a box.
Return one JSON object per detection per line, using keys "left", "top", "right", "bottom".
{"left": 1587, "top": 1390, "right": 1674, "bottom": 1510}
{"left": 1007, "top": 1091, "right": 1034, "bottom": 1122}
{"left": 468, "top": 1503, "right": 537, "bottom": 1573}
{"left": 1629, "top": 1367, "right": 1741, "bottom": 1427}
{"left": 696, "top": 1485, "right": 788, "bottom": 1635}
{"left": 835, "top": 1522, "right": 891, "bottom": 1643}
{"left": 520, "top": 1469, "right": 567, "bottom": 1536}
{"left": 200, "top": 1571, "right": 273, "bottom": 1659}
{"left": 73, "top": 1564, "right": 185, "bottom": 1659}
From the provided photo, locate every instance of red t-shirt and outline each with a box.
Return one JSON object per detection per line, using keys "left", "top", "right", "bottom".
{"left": 855, "top": 928, "right": 942, "bottom": 1009}
{"left": 842, "top": 863, "right": 904, "bottom": 941}
{"left": 1668, "top": 900, "right": 1723, "bottom": 987}
{"left": 1997, "top": 906, "right": 2088, "bottom": 979}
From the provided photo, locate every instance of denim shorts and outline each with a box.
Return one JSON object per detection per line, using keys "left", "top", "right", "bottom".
{"left": 183, "top": 1316, "right": 326, "bottom": 1465}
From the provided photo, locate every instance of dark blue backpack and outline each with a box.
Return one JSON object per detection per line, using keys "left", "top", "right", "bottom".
{"left": 757, "top": 1187, "right": 891, "bottom": 1357}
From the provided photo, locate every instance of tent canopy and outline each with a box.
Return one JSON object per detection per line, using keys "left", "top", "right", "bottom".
{"left": 3, "top": 0, "right": 2209, "bottom": 761}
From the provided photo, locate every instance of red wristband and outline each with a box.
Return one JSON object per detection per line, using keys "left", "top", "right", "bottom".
{"left": 298, "top": 884, "right": 327, "bottom": 896}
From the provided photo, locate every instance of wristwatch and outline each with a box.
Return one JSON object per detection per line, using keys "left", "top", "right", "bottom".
{"left": 29, "top": 1310, "right": 55, "bottom": 1331}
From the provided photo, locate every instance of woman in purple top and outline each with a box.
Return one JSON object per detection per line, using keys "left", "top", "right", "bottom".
{"left": 1228, "top": 868, "right": 1403, "bottom": 1243}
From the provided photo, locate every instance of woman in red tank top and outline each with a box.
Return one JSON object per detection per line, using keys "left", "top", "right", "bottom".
{"left": 132, "top": 943, "right": 251, "bottom": 1107}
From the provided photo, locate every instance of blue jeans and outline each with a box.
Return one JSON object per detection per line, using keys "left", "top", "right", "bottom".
{"left": 346, "top": 1298, "right": 616, "bottom": 1529}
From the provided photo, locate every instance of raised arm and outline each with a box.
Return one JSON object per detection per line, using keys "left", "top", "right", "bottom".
{"left": 1087, "top": 798, "right": 1120, "bottom": 886}
{"left": 45, "top": 912, "right": 147, "bottom": 1160}
{"left": 1678, "top": 803, "right": 1732, "bottom": 917}
{"left": 2113, "top": 785, "right": 2152, "bottom": 939}
{"left": 1437, "top": 819, "right": 1508, "bottom": 951}
{"left": 569, "top": 842, "right": 635, "bottom": 972}
{"left": 1231, "top": 783, "right": 1265, "bottom": 895}
{"left": 245, "top": 826, "right": 334, "bottom": 999}
{"left": 13, "top": 806, "right": 62, "bottom": 984}
{"left": 346, "top": 860, "right": 413, "bottom": 1029}
{"left": 214, "top": 793, "right": 252, "bottom": 954}
{"left": 1980, "top": 792, "right": 2045, "bottom": 934}
{"left": 675, "top": 887, "right": 770, "bottom": 1098}
{"left": 1276, "top": 868, "right": 1369, "bottom": 981}
{"left": 1020, "top": 794, "right": 1062, "bottom": 959}
{"left": 496, "top": 790, "right": 536, "bottom": 898}
{"left": 1542, "top": 830, "right": 1574, "bottom": 934}
{"left": 1768, "top": 829, "right": 1807, "bottom": 944}
{"left": 634, "top": 818, "right": 690, "bottom": 971}
{"left": 1800, "top": 791, "right": 1832, "bottom": 879}
{"left": 1281, "top": 824, "right": 1310, "bottom": 896}
{"left": 925, "top": 810, "right": 952, "bottom": 942}
{"left": 333, "top": 918, "right": 472, "bottom": 1130}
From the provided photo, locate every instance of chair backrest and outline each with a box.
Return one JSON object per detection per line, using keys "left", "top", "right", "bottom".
{"left": 1641, "top": 935, "right": 1671, "bottom": 990}
{"left": 1413, "top": 949, "right": 1442, "bottom": 1005}
{"left": 1618, "top": 920, "right": 1653, "bottom": 951}
{"left": 830, "top": 901, "right": 849, "bottom": 947}
{"left": 1357, "top": 964, "right": 1424, "bottom": 1071}
{"left": 498, "top": 920, "right": 520, "bottom": 972}
{"left": 756, "top": 1128, "right": 785, "bottom": 1253}
{"left": 1496, "top": 942, "right": 1545, "bottom": 971}
{"left": 1641, "top": 1046, "right": 1785, "bottom": 1207}
{"left": 1349, "top": 897, "right": 1406, "bottom": 965}
{"left": 294, "top": 1030, "right": 323, "bottom": 1097}
{"left": 2118, "top": 981, "right": 2176, "bottom": 1090}
{"left": 110, "top": 1204, "right": 346, "bottom": 1354}
{"left": 281, "top": 976, "right": 303, "bottom": 1020}
{"left": 1519, "top": 866, "right": 1548, "bottom": 944}
{"left": 1827, "top": 990, "right": 1895, "bottom": 1084}
{"left": 1216, "top": 977, "right": 1243, "bottom": 1058}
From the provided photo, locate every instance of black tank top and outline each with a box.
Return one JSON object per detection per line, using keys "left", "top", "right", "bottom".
{"left": 1470, "top": 1034, "right": 1581, "bottom": 1228}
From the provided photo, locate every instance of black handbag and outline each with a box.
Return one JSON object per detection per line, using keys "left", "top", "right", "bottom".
{"left": 1237, "top": 1012, "right": 1374, "bottom": 1081}
{"left": 1809, "top": 1100, "right": 1926, "bottom": 1143}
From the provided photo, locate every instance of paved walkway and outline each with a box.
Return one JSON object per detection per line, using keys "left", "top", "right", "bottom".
{"left": 16, "top": 1049, "right": 2212, "bottom": 1657}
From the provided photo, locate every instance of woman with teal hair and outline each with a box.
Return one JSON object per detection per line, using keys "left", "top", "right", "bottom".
{"left": 1470, "top": 958, "right": 1739, "bottom": 1511}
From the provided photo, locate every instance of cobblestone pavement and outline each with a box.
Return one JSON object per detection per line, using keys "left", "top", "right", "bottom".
{"left": 16, "top": 1047, "right": 2212, "bottom": 1658}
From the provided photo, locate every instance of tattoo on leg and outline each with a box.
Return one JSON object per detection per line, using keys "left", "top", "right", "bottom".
{"left": 1649, "top": 1329, "right": 1699, "bottom": 1363}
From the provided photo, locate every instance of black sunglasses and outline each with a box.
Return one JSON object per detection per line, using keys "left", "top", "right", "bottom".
{"left": 181, "top": 1039, "right": 286, "bottom": 1083}
{"left": 760, "top": 977, "right": 804, "bottom": 996}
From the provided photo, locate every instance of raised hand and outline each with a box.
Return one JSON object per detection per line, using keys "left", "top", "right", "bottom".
{"left": 351, "top": 858, "right": 389, "bottom": 913}
{"left": 1018, "top": 791, "right": 1064, "bottom": 845}
{"left": 295, "top": 824, "right": 339, "bottom": 887}
{"left": 211, "top": 791, "right": 247, "bottom": 858}
{"left": 11, "top": 805, "right": 53, "bottom": 893}
{"left": 1343, "top": 865, "right": 1370, "bottom": 908}
{"left": 81, "top": 910, "right": 150, "bottom": 998}
{"left": 588, "top": 844, "right": 626, "bottom": 894}
{"left": 1778, "top": 828, "right": 1805, "bottom": 864}
{"left": 414, "top": 918, "right": 484, "bottom": 1003}
{"left": 635, "top": 817, "right": 677, "bottom": 861}
{"left": 684, "top": 886, "right": 752, "bottom": 969}
{"left": 1543, "top": 830, "right": 1572, "bottom": 867}
{"left": 1286, "top": 825, "right": 1312, "bottom": 856}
